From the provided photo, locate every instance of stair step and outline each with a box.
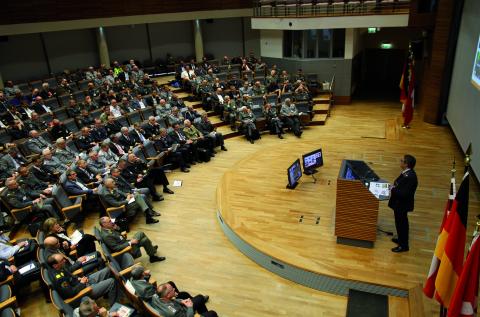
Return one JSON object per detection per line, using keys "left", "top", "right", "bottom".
{"left": 313, "top": 104, "right": 330, "bottom": 114}
{"left": 217, "top": 125, "right": 241, "bottom": 139}
{"left": 308, "top": 113, "right": 328, "bottom": 126}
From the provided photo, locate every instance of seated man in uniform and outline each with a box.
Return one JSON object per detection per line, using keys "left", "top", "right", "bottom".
{"left": 98, "top": 216, "right": 165, "bottom": 263}
{"left": 47, "top": 253, "right": 118, "bottom": 305}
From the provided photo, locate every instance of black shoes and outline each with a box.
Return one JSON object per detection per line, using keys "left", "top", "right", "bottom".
{"left": 149, "top": 210, "right": 161, "bottom": 216}
{"left": 278, "top": 134, "right": 284, "bottom": 139}
{"left": 163, "top": 188, "right": 174, "bottom": 194}
{"left": 146, "top": 218, "right": 159, "bottom": 224}
{"left": 221, "top": 146, "right": 227, "bottom": 151}
{"left": 181, "top": 167, "right": 190, "bottom": 173}
{"left": 204, "top": 295, "right": 209, "bottom": 303}
{"left": 249, "top": 139, "right": 254, "bottom": 144}
{"left": 150, "top": 255, "right": 166, "bottom": 263}
{"left": 152, "top": 195, "right": 164, "bottom": 202}
{"left": 391, "top": 246, "right": 409, "bottom": 253}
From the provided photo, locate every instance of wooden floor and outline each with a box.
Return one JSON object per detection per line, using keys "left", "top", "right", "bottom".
{"left": 16, "top": 100, "right": 479, "bottom": 317}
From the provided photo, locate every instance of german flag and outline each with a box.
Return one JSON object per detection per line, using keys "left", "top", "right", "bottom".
{"left": 423, "top": 175, "right": 456, "bottom": 298}
{"left": 435, "top": 169, "right": 470, "bottom": 307}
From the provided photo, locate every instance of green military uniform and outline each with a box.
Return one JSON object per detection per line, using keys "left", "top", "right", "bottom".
{"left": 54, "top": 148, "right": 77, "bottom": 165}
{"left": 102, "top": 187, "right": 144, "bottom": 218}
{"left": 183, "top": 125, "right": 203, "bottom": 141}
{"left": 99, "top": 227, "right": 157, "bottom": 258}
{"left": 4, "top": 187, "right": 58, "bottom": 218}
{"left": 252, "top": 85, "right": 266, "bottom": 96}
{"left": 17, "top": 174, "right": 49, "bottom": 197}
{"left": 150, "top": 294, "right": 194, "bottom": 317}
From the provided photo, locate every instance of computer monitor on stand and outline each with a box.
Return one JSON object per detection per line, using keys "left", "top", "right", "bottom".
{"left": 302, "top": 149, "right": 323, "bottom": 183}
{"left": 286, "top": 159, "right": 302, "bottom": 189}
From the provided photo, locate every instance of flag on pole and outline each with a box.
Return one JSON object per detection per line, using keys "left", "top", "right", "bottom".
{"left": 447, "top": 231, "right": 480, "bottom": 317}
{"left": 435, "top": 169, "right": 470, "bottom": 307}
{"left": 423, "top": 175, "right": 457, "bottom": 297}
{"left": 399, "top": 50, "right": 415, "bottom": 127}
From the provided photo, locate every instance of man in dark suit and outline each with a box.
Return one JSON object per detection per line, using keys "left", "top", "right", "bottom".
{"left": 142, "top": 116, "right": 161, "bottom": 138}
{"left": 118, "top": 127, "right": 136, "bottom": 150}
{"left": 91, "top": 119, "right": 109, "bottom": 142}
{"left": 169, "top": 123, "right": 200, "bottom": 163}
{"left": 156, "top": 128, "right": 191, "bottom": 172}
{"left": 99, "top": 216, "right": 164, "bottom": 262}
{"left": 388, "top": 154, "right": 418, "bottom": 253}
{"left": 30, "top": 156, "right": 58, "bottom": 183}
{"left": 74, "top": 159, "right": 101, "bottom": 185}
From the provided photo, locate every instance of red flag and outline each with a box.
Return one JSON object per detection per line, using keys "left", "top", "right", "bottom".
{"left": 448, "top": 233, "right": 480, "bottom": 317}
{"left": 435, "top": 170, "right": 470, "bottom": 307}
{"left": 423, "top": 175, "right": 456, "bottom": 297}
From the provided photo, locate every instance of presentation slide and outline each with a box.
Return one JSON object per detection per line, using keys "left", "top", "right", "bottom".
{"left": 472, "top": 35, "right": 480, "bottom": 90}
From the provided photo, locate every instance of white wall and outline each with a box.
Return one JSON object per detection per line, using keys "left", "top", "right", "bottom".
{"left": 149, "top": 21, "right": 195, "bottom": 62}
{"left": 251, "top": 15, "right": 408, "bottom": 30}
{"left": 0, "top": 34, "right": 49, "bottom": 81}
{"left": 202, "top": 18, "right": 244, "bottom": 58}
{"left": 43, "top": 29, "right": 98, "bottom": 72}
{"left": 260, "top": 29, "right": 282, "bottom": 58}
{"left": 446, "top": 0, "right": 480, "bottom": 177}
{"left": 105, "top": 24, "right": 150, "bottom": 63}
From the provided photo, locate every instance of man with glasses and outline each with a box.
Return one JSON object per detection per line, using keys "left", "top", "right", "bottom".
{"left": 388, "top": 154, "right": 418, "bottom": 253}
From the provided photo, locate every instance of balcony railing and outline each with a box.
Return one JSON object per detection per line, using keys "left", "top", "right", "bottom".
{"left": 253, "top": 0, "right": 410, "bottom": 18}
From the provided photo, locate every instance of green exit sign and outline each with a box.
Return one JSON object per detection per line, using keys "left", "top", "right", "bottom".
{"left": 368, "top": 28, "right": 377, "bottom": 33}
{"left": 380, "top": 43, "right": 393, "bottom": 49}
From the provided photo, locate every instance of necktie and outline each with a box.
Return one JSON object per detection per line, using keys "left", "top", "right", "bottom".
{"left": 115, "top": 143, "right": 125, "bottom": 155}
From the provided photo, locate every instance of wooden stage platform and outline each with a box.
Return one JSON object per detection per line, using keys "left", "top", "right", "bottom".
{"left": 216, "top": 106, "right": 480, "bottom": 298}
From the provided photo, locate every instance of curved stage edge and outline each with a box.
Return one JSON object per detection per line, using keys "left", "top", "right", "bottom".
{"left": 216, "top": 210, "right": 408, "bottom": 298}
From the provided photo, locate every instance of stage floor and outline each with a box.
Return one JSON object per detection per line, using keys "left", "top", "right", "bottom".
{"left": 217, "top": 105, "right": 480, "bottom": 293}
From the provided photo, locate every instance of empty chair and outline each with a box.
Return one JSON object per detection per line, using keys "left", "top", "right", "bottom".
{"left": 45, "top": 77, "right": 58, "bottom": 89}
{"left": 53, "top": 107, "right": 69, "bottom": 121}
{"left": 127, "top": 111, "right": 143, "bottom": 125}
{"left": 30, "top": 80, "right": 43, "bottom": 90}
{"left": 266, "top": 93, "right": 278, "bottom": 105}
{"left": 90, "top": 108, "right": 103, "bottom": 120}
{"left": 251, "top": 96, "right": 264, "bottom": 108}
{"left": 50, "top": 289, "right": 74, "bottom": 317}
{"left": 44, "top": 97, "right": 60, "bottom": 109}
{"left": 72, "top": 91, "right": 85, "bottom": 103}
{"left": 143, "top": 140, "right": 165, "bottom": 166}
{"left": 39, "top": 112, "right": 54, "bottom": 125}
{"left": 116, "top": 116, "right": 129, "bottom": 128}
{"left": 57, "top": 94, "right": 71, "bottom": 106}
{"left": 16, "top": 82, "right": 30, "bottom": 94}
{"left": 52, "top": 184, "right": 83, "bottom": 221}
{"left": 63, "top": 118, "right": 79, "bottom": 133}
{"left": 140, "top": 107, "right": 155, "bottom": 121}
{"left": 280, "top": 92, "right": 293, "bottom": 103}
{"left": 67, "top": 82, "right": 78, "bottom": 92}
{"left": 77, "top": 79, "right": 90, "bottom": 90}
{"left": 66, "top": 138, "right": 80, "bottom": 153}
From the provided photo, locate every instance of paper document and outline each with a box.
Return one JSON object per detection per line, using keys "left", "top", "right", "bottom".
{"left": 19, "top": 263, "right": 36, "bottom": 275}
{"left": 369, "top": 181, "right": 391, "bottom": 199}
{"left": 128, "top": 197, "right": 136, "bottom": 204}
{"left": 173, "top": 180, "right": 182, "bottom": 187}
{"left": 70, "top": 230, "right": 83, "bottom": 246}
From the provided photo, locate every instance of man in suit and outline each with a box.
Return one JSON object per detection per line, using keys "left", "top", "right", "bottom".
{"left": 64, "top": 169, "right": 98, "bottom": 197}
{"left": 74, "top": 159, "right": 102, "bottom": 185}
{"left": 105, "top": 115, "right": 122, "bottom": 136}
{"left": 0, "top": 147, "right": 28, "bottom": 177}
{"left": 142, "top": 116, "right": 161, "bottom": 138}
{"left": 26, "top": 130, "right": 52, "bottom": 154}
{"left": 47, "top": 253, "right": 118, "bottom": 305}
{"left": 30, "top": 156, "right": 58, "bottom": 183}
{"left": 31, "top": 96, "right": 52, "bottom": 115}
{"left": 280, "top": 98, "right": 302, "bottom": 138}
{"left": 98, "top": 142, "right": 119, "bottom": 166}
{"left": 118, "top": 127, "right": 136, "bottom": 150}
{"left": 156, "top": 128, "right": 191, "bottom": 172}
{"left": 76, "top": 127, "right": 97, "bottom": 152}
{"left": 196, "top": 114, "right": 227, "bottom": 151}
{"left": 102, "top": 178, "right": 159, "bottom": 224}
{"left": 170, "top": 123, "right": 200, "bottom": 163}
{"left": 91, "top": 119, "right": 109, "bottom": 142}
{"left": 99, "top": 216, "right": 164, "bottom": 262}
{"left": 4, "top": 178, "right": 58, "bottom": 218}
{"left": 130, "top": 123, "right": 147, "bottom": 145}
{"left": 183, "top": 119, "right": 215, "bottom": 157}
{"left": 109, "top": 133, "right": 128, "bottom": 156}
{"left": 87, "top": 150, "right": 110, "bottom": 175}
{"left": 388, "top": 154, "right": 418, "bottom": 253}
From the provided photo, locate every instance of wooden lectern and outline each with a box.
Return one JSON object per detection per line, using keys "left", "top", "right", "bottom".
{"left": 335, "top": 160, "right": 380, "bottom": 248}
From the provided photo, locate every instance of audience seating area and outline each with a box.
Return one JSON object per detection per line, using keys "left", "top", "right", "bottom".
{"left": 0, "top": 54, "right": 332, "bottom": 316}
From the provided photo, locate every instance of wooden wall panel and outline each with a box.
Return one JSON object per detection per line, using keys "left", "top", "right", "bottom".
{"left": 2, "top": 0, "right": 252, "bottom": 25}
{"left": 418, "top": 0, "right": 455, "bottom": 124}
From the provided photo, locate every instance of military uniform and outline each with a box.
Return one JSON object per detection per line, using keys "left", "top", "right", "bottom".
{"left": 17, "top": 173, "right": 49, "bottom": 197}
{"left": 238, "top": 111, "right": 258, "bottom": 142}
{"left": 264, "top": 107, "right": 284, "bottom": 136}
{"left": 86, "top": 157, "right": 108, "bottom": 175}
{"left": 102, "top": 187, "right": 143, "bottom": 218}
{"left": 183, "top": 125, "right": 214, "bottom": 154}
{"left": 252, "top": 85, "right": 266, "bottom": 96}
{"left": 280, "top": 103, "right": 301, "bottom": 136}
{"left": 43, "top": 156, "right": 68, "bottom": 174}
{"left": 25, "top": 136, "right": 51, "bottom": 154}
{"left": 99, "top": 227, "right": 157, "bottom": 259}
{"left": 49, "top": 266, "right": 117, "bottom": 305}
{"left": 4, "top": 187, "right": 58, "bottom": 218}
{"left": 54, "top": 147, "right": 77, "bottom": 165}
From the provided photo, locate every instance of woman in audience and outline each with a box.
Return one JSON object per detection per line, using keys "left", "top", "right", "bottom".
{"left": 43, "top": 218, "right": 97, "bottom": 256}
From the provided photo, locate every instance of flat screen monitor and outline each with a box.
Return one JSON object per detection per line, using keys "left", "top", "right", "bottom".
{"left": 344, "top": 166, "right": 357, "bottom": 180}
{"left": 302, "top": 148, "right": 323, "bottom": 173}
{"left": 287, "top": 159, "right": 303, "bottom": 189}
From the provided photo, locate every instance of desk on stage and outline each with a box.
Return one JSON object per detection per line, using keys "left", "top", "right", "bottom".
{"left": 335, "top": 160, "right": 382, "bottom": 248}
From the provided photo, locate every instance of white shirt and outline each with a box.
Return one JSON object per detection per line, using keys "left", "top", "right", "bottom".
{"left": 110, "top": 105, "right": 122, "bottom": 118}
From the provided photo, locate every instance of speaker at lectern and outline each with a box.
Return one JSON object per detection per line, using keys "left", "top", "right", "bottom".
{"left": 335, "top": 160, "right": 390, "bottom": 248}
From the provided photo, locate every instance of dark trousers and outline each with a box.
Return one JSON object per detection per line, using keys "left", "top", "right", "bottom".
{"left": 192, "top": 295, "right": 217, "bottom": 317}
{"left": 76, "top": 233, "right": 97, "bottom": 256}
{"left": 394, "top": 209, "right": 409, "bottom": 248}
{"left": 284, "top": 116, "right": 301, "bottom": 136}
